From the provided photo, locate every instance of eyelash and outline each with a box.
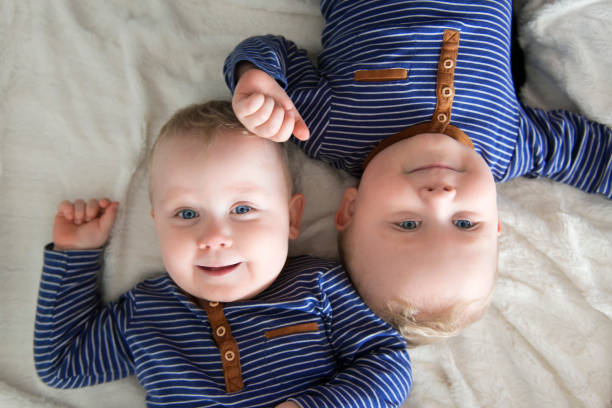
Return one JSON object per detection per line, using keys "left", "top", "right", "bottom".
{"left": 455, "top": 219, "right": 476, "bottom": 230}
{"left": 176, "top": 209, "right": 198, "bottom": 220}
{"left": 174, "top": 205, "right": 254, "bottom": 220}
{"left": 394, "top": 219, "right": 478, "bottom": 231}
{"left": 231, "top": 205, "right": 252, "bottom": 215}
{"left": 396, "top": 220, "right": 421, "bottom": 230}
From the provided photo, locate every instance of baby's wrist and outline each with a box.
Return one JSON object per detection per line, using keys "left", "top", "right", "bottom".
{"left": 236, "top": 61, "right": 257, "bottom": 80}
{"left": 45, "top": 242, "right": 104, "bottom": 255}
{"left": 52, "top": 242, "right": 103, "bottom": 251}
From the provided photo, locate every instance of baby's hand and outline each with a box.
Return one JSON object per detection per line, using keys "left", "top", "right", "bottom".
{"left": 52, "top": 198, "right": 119, "bottom": 251}
{"left": 233, "top": 64, "right": 309, "bottom": 142}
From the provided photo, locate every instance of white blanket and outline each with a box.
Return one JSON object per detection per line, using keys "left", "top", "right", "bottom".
{"left": 1, "top": 1, "right": 610, "bottom": 407}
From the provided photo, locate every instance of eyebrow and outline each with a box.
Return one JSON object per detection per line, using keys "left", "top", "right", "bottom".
{"left": 230, "top": 183, "right": 267, "bottom": 194}
{"left": 158, "top": 183, "right": 269, "bottom": 206}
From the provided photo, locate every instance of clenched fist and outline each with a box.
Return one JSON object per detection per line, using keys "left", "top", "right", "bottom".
{"left": 233, "top": 63, "right": 310, "bottom": 142}
{"left": 52, "top": 198, "right": 119, "bottom": 250}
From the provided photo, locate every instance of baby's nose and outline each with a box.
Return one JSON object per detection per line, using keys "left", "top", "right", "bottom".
{"left": 198, "top": 223, "right": 232, "bottom": 250}
{"left": 418, "top": 183, "right": 456, "bottom": 202}
{"left": 199, "top": 237, "right": 232, "bottom": 250}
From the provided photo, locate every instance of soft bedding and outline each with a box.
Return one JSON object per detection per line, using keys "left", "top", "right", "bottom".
{"left": 1, "top": 1, "right": 610, "bottom": 407}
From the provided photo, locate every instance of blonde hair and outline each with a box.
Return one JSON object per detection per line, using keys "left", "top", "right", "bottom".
{"left": 338, "top": 229, "right": 497, "bottom": 348}
{"left": 148, "top": 101, "right": 291, "bottom": 199}
{"left": 383, "top": 291, "right": 494, "bottom": 348}
{"left": 153, "top": 100, "right": 245, "bottom": 150}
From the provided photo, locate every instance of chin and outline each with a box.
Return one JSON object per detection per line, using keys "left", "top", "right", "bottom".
{"left": 208, "top": 291, "right": 245, "bottom": 303}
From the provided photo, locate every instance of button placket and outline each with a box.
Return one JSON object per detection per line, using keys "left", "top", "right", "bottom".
{"left": 202, "top": 301, "right": 244, "bottom": 393}
{"left": 430, "top": 29, "right": 460, "bottom": 133}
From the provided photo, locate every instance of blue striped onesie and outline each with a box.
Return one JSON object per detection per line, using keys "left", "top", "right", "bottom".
{"left": 224, "top": 0, "right": 611, "bottom": 198}
{"left": 34, "top": 245, "right": 412, "bottom": 407}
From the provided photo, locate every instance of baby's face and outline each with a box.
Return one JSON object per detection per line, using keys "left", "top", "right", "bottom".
{"left": 150, "top": 130, "right": 302, "bottom": 303}
{"left": 337, "top": 133, "right": 500, "bottom": 318}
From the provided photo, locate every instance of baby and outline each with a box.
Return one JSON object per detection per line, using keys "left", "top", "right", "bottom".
{"left": 224, "top": 0, "right": 612, "bottom": 346}
{"left": 34, "top": 101, "right": 412, "bottom": 407}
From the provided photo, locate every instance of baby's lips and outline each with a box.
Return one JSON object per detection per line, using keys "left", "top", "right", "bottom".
{"left": 196, "top": 262, "right": 242, "bottom": 276}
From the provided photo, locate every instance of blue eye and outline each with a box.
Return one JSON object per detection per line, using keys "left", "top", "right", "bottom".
{"left": 454, "top": 219, "right": 473, "bottom": 229}
{"left": 177, "top": 209, "right": 198, "bottom": 219}
{"left": 232, "top": 205, "right": 252, "bottom": 215}
{"left": 397, "top": 220, "right": 420, "bottom": 230}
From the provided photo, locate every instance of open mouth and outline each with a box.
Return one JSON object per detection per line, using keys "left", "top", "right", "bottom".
{"left": 196, "top": 262, "right": 242, "bottom": 276}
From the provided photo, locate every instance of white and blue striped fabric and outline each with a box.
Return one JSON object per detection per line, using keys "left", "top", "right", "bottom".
{"left": 224, "top": 0, "right": 611, "bottom": 198}
{"left": 34, "top": 244, "right": 412, "bottom": 407}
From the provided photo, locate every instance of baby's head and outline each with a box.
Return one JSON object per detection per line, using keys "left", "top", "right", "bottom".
{"left": 336, "top": 133, "right": 500, "bottom": 347}
{"left": 148, "top": 101, "right": 304, "bottom": 303}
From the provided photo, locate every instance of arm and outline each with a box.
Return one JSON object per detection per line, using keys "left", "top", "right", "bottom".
{"left": 514, "top": 103, "right": 612, "bottom": 198}
{"left": 34, "top": 199, "right": 134, "bottom": 388}
{"left": 288, "top": 266, "right": 412, "bottom": 408}
{"left": 224, "top": 35, "right": 332, "bottom": 148}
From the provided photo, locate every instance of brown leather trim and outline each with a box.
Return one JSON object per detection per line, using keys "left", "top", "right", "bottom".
{"left": 202, "top": 301, "right": 244, "bottom": 393}
{"left": 430, "top": 29, "right": 460, "bottom": 133}
{"left": 354, "top": 68, "right": 408, "bottom": 82}
{"left": 264, "top": 322, "right": 319, "bottom": 339}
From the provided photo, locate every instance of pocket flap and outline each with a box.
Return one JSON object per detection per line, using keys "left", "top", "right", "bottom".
{"left": 354, "top": 68, "right": 408, "bottom": 82}
{"left": 264, "top": 322, "right": 319, "bottom": 339}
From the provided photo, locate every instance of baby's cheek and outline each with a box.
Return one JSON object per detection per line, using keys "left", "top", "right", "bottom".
{"left": 159, "top": 233, "right": 192, "bottom": 270}
{"left": 253, "top": 225, "right": 288, "bottom": 265}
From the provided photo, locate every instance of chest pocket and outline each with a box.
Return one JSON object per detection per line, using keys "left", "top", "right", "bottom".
{"left": 354, "top": 68, "right": 408, "bottom": 82}
{"left": 264, "top": 322, "right": 319, "bottom": 339}
{"left": 262, "top": 320, "right": 336, "bottom": 387}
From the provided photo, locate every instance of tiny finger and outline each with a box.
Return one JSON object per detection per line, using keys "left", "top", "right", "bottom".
{"left": 255, "top": 104, "right": 287, "bottom": 140}
{"left": 99, "top": 198, "right": 111, "bottom": 208}
{"left": 73, "top": 199, "right": 86, "bottom": 225}
{"left": 57, "top": 200, "right": 75, "bottom": 221}
{"left": 85, "top": 199, "right": 100, "bottom": 222}
{"left": 274, "top": 109, "right": 297, "bottom": 142}
{"left": 244, "top": 96, "right": 276, "bottom": 129}
{"left": 292, "top": 118, "right": 311, "bottom": 141}
{"left": 234, "top": 93, "right": 265, "bottom": 118}
{"left": 99, "top": 201, "right": 119, "bottom": 234}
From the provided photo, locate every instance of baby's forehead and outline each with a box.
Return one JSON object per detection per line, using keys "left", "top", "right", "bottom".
{"left": 151, "top": 130, "right": 293, "bottom": 194}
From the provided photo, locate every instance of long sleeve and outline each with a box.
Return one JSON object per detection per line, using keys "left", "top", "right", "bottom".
{"left": 289, "top": 266, "right": 412, "bottom": 408}
{"left": 34, "top": 244, "right": 135, "bottom": 388}
{"left": 223, "top": 34, "right": 333, "bottom": 160}
{"left": 511, "top": 104, "right": 612, "bottom": 198}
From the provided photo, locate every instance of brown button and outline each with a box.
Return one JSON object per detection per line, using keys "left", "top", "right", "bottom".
{"left": 216, "top": 326, "right": 226, "bottom": 337}
{"left": 209, "top": 301, "right": 219, "bottom": 307}
{"left": 443, "top": 59, "right": 454, "bottom": 69}
{"left": 437, "top": 113, "right": 448, "bottom": 123}
{"left": 224, "top": 350, "right": 235, "bottom": 361}
{"left": 442, "top": 86, "right": 453, "bottom": 97}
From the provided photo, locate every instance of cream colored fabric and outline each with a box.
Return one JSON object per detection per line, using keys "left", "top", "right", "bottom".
{"left": 1, "top": 1, "right": 610, "bottom": 407}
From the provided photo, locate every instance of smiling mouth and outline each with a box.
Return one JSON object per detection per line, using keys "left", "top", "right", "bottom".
{"left": 196, "top": 262, "right": 241, "bottom": 276}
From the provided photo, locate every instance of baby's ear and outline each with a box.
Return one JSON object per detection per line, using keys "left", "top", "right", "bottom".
{"left": 288, "top": 193, "right": 305, "bottom": 239}
{"left": 334, "top": 187, "right": 358, "bottom": 231}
